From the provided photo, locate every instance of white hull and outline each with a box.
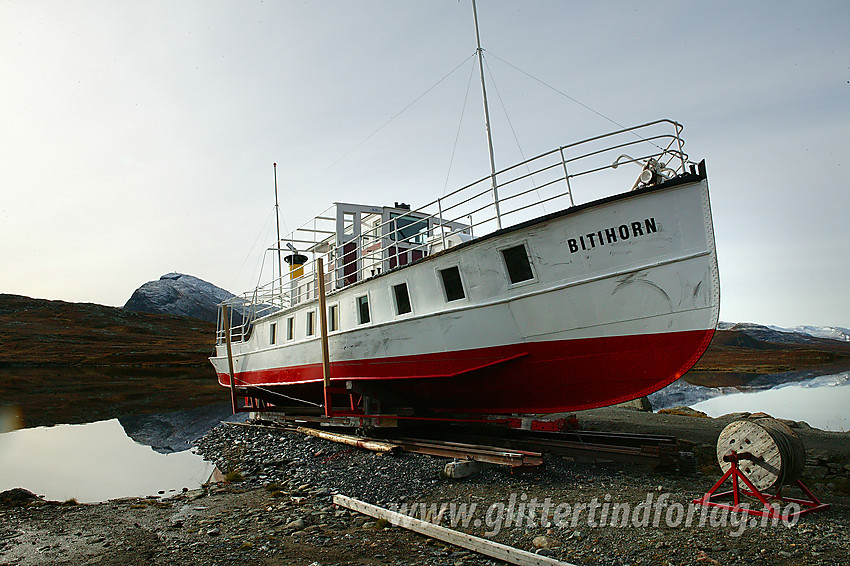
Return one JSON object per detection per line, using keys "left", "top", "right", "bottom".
{"left": 211, "top": 167, "right": 718, "bottom": 413}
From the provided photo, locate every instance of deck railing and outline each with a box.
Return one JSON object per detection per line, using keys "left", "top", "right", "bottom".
{"left": 217, "top": 119, "right": 689, "bottom": 344}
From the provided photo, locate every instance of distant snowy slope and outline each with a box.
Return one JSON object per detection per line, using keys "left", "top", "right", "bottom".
{"left": 771, "top": 325, "right": 850, "bottom": 342}
{"left": 717, "top": 322, "right": 850, "bottom": 345}
{"left": 123, "top": 273, "right": 234, "bottom": 322}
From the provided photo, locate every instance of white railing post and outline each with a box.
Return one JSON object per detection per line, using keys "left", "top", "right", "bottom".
{"left": 675, "top": 122, "right": 686, "bottom": 173}
{"left": 559, "top": 147, "right": 575, "bottom": 207}
{"left": 437, "top": 198, "right": 447, "bottom": 250}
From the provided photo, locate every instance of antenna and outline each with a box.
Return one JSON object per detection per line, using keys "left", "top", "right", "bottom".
{"left": 273, "top": 163, "right": 283, "bottom": 297}
{"left": 471, "top": 0, "right": 502, "bottom": 229}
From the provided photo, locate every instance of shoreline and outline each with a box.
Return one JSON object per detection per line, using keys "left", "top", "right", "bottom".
{"left": 3, "top": 407, "right": 848, "bottom": 566}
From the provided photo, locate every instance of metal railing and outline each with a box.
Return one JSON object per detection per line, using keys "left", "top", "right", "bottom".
{"left": 217, "top": 119, "right": 690, "bottom": 344}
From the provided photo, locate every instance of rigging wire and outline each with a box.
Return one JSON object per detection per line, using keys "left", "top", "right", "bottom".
{"left": 443, "top": 57, "right": 479, "bottom": 195}
{"left": 323, "top": 53, "right": 477, "bottom": 172}
{"left": 485, "top": 51, "right": 664, "bottom": 152}
{"left": 486, "top": 51, "right": 627, "bottom": 131}
{"left": 249, "top": 211, "right": 279, "bottom": 293}
{"left": 229, "top": 206, "right": 276, "bottom": 293}
{"left": 232, "top": 379, "right": 325, "bottom": 408}
{"left": 483, "top": 57, "right": 548, "bottom": 215}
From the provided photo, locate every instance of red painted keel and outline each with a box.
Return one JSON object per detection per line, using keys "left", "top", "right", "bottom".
{"left": 218, "top": 328, "right": 714, "bottom": 414}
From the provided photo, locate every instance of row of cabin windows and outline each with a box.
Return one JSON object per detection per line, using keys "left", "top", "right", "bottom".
{"left": 268, "top": 243, "right": 533, "bottom": 344}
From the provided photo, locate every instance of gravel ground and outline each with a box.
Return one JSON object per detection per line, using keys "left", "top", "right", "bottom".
{"left": 2, "top": 410, "right": 848, "bottom": 566}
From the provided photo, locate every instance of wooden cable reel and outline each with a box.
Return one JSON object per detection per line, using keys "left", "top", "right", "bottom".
{"left": 716, "top": 417, "right": 805, "bottom": 491}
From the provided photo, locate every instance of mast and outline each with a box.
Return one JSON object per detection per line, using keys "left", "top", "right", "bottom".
{"left": 273, "top": 163, "right": 283, "bottom": 297}
{"left": 471, "top": 0, "right": 502, "bottom": 229}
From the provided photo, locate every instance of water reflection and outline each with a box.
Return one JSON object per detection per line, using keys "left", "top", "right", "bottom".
{"left": 0, "top": 365, "right": 221, "bottom": 430}
{"left": 0, "top": 419, "right": 214, "bottom": 503}
{"left": 691, "top": 372, "right": 850, "bottom": 432}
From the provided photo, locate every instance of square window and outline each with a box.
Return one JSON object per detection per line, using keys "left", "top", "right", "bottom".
{"left": 502, "top": 244, "right": 534, "bottom": 284}
{"left": 286, "top": 317, "right": 294, "bottom": 340}
{"left": 269, "top": 323, "right": 277, "bottom": 345}
{"left": 439, "top": 266, "right": 466, "bottom": 302}
{"left": 393, "top": 283, "right": 412, "bottom": 315}
{"left": 357, "top": 295, "right": 370, "bottom": 324}
{"left": 307, "top": 311, "right": 315, "bottom": 336}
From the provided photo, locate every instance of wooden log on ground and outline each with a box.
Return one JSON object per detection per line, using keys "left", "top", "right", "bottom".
{"left": 333, "top": 494, "right": 577, "bottom": 566}
{"left": 297, "top": 427, "right": 400, "bottom": 454}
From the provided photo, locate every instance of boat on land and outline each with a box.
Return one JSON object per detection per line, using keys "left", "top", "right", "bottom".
{"left": 210, "top": 119, "right": 719, "bottom": 416}
{"left": 210, "top": 5, "right": 719, "bottom": 418}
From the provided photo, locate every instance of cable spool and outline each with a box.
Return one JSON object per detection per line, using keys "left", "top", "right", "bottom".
{"left": 716, "top": 417, "right": 806, "bottom": 491}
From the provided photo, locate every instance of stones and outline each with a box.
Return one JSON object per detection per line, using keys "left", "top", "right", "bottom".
{"left": 193, "top": 422, "right": 445, "bottom": 507}
{"left": 0, "top": 488, "right": 40, "bottom": 507}
{"left": 186, "top": 489, "right": 206, "bottom": 501}
{"left": 180, "top": 419, "right": 850, "bottom": 565}
{"left": 717, "top": 412, "right": 751, "bottom": 421}
{"left": 657, "top": 406, "right": 709, "bottom": 418}
{"left": 443, "top": 460, "right": 487, "bottom": 479}
{"left": 804, "top": 465, "right": 828, "bottom": 480}
{"left": 615, "top": 396, "right": 652, "bottom": 411}
{"left": 532, "top": 535, "right": 560, "bottom": 549}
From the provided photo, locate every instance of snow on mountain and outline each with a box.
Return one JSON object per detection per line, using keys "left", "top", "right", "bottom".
{"left": 650, "top": 322, "right": 850, "bottom": 410}
{"left": 769, "top": 325, "right": 850, "bottom": 342}
{"left": 123, "top": 273, "right": 235, "bottom": 322}
{"left": 717, "top": 322, "right": 815, "bottom": 345}
{"left": 717, "top": 321, "right": 850, "bottom": 345}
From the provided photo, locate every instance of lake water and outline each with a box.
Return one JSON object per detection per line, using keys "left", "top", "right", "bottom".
{"left": 0, "top": 418, "right": 214, "bottom": 503}
{"left": 691, "top": 372, "right": 850, "bottom": 432}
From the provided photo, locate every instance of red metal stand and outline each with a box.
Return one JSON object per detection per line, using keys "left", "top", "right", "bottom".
{"left": 693, "top": 450, "right": 830, "bottom": 522}
{"left": 323, "top": 386, "right": 360, "bottom": 417}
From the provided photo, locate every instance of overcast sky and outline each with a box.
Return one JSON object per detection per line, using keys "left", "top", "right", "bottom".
{"left": 2, "top": 1, "right": 848, "bottom": 328}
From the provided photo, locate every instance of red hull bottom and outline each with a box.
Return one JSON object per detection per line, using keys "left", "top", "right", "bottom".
{"left": 217, "top": 329, "right": 715, "bottom": 414}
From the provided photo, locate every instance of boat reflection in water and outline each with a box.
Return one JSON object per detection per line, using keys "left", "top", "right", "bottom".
{"left": 0, "top": 419, "right": 214, "bottom": 503}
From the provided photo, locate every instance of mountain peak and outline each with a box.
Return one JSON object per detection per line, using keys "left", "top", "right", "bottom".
{"left": 123, "top": 273, "right": 233, "bottom": 322}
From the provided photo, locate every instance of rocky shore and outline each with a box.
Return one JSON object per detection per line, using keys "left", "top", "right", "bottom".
{"left": 2, "top": 409, "right": 848, "bottom": 566}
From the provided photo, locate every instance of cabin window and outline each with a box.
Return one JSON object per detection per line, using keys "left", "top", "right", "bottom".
{"left": 307, "top": 311, "right": 315, "bottom": 336}
{"left": 502, "top": 244, "right": 534, "bottom": 284}
{"left": 269, "top": 323, "right": 277, "bottom": 345}
{"left": 357, "top": 295, "right": 370, "bottom": 324}
{"left": 389, "top": 213, "right": 427, "bottom": 245}
{"left": 439, "top": 266, "right": 465, "bottom": 302}
{"left": 286, "top": 317, "right": 294, "bottom": 340}
{"left": 328, "top": 304, "right": 339, "bottom": 331}
{"left": 393, "top": 283, "right": 412, "bottom": 315}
